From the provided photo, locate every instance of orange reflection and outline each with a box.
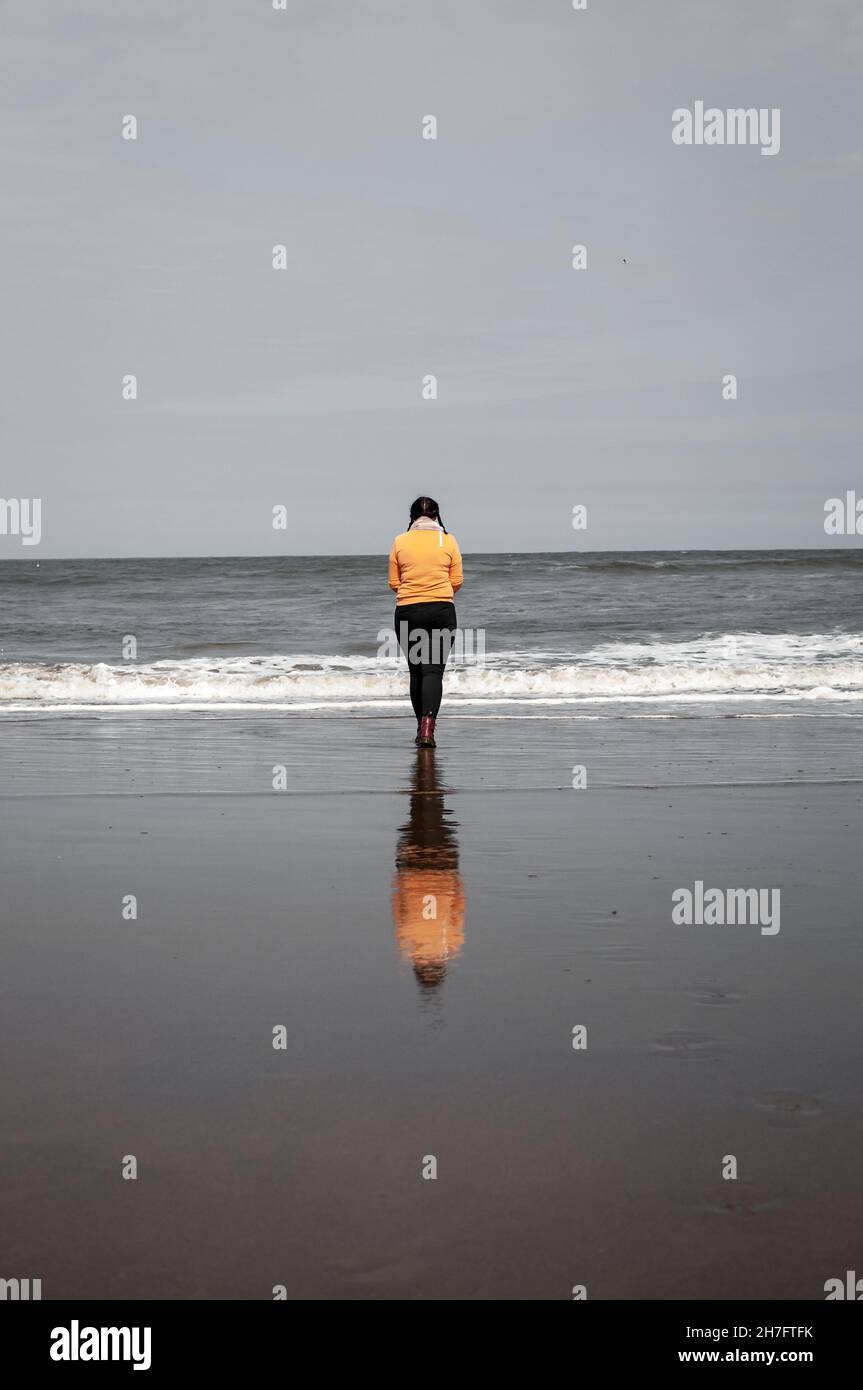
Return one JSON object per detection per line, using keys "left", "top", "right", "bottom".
{"left": 391, "top": 747, "right": 465, "bottom": 991}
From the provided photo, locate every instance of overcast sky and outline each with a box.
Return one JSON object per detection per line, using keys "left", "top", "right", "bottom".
{"left": 2, "top": 0, "right": 862, "bottom": 557}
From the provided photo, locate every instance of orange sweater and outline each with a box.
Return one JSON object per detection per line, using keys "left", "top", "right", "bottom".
{"left": 388, "top": 527, "right": 464, "bottom": 606}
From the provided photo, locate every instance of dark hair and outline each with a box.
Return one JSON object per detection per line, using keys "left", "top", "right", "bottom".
{"left": 409, "top": 495, "right": 448, "bottom": 533}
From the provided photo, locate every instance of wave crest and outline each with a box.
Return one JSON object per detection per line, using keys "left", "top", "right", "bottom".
{"left": 2, "top": 633, "right": 862, "bottom": 710}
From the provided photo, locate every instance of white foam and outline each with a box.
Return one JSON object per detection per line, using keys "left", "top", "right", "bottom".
{"left": 1, "top": 631, "right": 862, "bottom": 712}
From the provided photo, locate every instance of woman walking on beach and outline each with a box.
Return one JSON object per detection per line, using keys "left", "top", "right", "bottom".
{"left": 388, "top": 496, "right": 463, "bottom": 747}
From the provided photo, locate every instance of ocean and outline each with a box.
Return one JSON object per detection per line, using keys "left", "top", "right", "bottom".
{"left": 1, "top": 549, "right": 861, "bottom": 716}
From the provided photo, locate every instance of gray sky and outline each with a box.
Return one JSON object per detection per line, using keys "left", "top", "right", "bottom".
{"left": 2, "top": 0, "right": 862, "bottom": 557}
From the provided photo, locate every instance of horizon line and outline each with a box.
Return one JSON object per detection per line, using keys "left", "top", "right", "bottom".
{"left": 0, "top": 544, "right": 860, "bottom": 564}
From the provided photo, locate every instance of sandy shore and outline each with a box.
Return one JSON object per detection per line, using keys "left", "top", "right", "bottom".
{"left": 1, "top": 711, "right": 862, "bottom": 1299}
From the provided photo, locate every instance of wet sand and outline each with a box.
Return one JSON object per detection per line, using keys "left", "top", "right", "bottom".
{"left": 1, "top": 712, "right": 862, "bottom": 1299}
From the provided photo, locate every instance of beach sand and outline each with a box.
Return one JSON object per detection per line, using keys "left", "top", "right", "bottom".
{"left": 1, "top": 711, "right": 862, "bottom": 1299}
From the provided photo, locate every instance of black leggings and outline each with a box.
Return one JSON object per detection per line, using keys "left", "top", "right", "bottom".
{"left": 394, "top": 601, "right": 457, "bottom": 719}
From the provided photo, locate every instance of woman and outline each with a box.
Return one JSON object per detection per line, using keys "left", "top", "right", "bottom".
{"left": 388, "top": 496, "right": 463, "bottom": 747}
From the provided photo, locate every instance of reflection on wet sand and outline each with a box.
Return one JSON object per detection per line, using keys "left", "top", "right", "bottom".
{"left": 391, "top": 748, "right": 465, "bottom": 990}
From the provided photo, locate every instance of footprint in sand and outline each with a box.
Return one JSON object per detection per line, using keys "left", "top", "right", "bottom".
{"left": 702, "top": 1184, "right": 776, "bottom": 1217}
{"left": 652, "top": 1029, "right": 720, "bottom": 1059}
{"left": 684, "top": 984, "right": 745, "bottom": 1007}
{"left": 754, "top": 1091, "right": 824, "bottom": 1124}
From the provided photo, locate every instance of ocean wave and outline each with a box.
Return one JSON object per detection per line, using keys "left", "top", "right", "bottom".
{"left": 583, "top": 631, "right": 863, "bottom": 664}
{"left": 540, "top": 552, "right": 862, "bottom": 575}
{"left": 2, "top": 633, "right": 862, "bottom": 710}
